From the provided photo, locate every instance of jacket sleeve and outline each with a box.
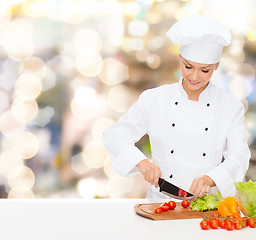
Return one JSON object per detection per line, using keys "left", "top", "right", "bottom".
{"left": 205, "top": 102, "right": 251, "bottom": 197}
{"left": 103, "top": 91, "right": 150, "bottom": 177}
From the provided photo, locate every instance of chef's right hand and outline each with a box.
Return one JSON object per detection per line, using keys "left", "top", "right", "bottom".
{"left": 136, "top": 159, "right": 161, "bottom": 188}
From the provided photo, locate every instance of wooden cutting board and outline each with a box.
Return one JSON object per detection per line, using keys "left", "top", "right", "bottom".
{"left": 134, "top": 202, "right": 217, "bottom": 220}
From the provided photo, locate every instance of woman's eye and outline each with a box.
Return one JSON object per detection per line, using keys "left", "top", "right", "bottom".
{"left": 185, "top": 65, "right": 192, "bottom": 69}
{"left": 202, "top": 70, "right": 209, "bottom": 73}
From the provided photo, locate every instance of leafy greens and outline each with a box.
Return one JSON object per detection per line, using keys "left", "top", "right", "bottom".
{"left": 235, "top": 180, "right": 256, "bottom": 217}
{"left": 191, "top": 192, "right": 223, "bottom": 212}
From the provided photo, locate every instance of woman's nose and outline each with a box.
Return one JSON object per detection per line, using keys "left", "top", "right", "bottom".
{"left": 190, "top": 69, "right": 199, "bottom": 80}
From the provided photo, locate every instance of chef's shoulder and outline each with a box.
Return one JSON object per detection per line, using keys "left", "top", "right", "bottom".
{"left": 138, "top": 83, "right": 176, "bottom": 103}
{"left": 212, "top": 85, "right": 244, "bottom": 114}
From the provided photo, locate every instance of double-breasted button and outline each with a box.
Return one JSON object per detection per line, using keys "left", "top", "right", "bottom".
{"left": 172, "top": 123, "right": 175, "bottom": 127}
{"left": 175, "top": 102, "right": 178, "bottom": 105}
{"left": 205, "top": 127, "right": 208, "bottom": 131}
{"left": 203, "top": 153, "right": 206, "bottom": 156}
{"left": 207, "top": 103, "right": 210, "bottom": 107}
{"left": 169, "top": 174, "right": 173, "bottom": 179}
{"left": 170, "top": 150, "right": 174, "bottom": 154}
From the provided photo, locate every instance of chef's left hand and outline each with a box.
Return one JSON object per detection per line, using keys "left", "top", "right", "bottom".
{"left": 189, "top": 175, "right": 216, "bottom": 198}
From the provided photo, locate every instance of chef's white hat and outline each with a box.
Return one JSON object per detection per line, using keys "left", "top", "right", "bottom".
{"left": 166, "top": 16, "right": 231, "bottom": 64}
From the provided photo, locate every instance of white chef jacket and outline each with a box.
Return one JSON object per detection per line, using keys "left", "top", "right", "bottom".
{"left": 103, "top": 80, "right": 251, "bottom": 199}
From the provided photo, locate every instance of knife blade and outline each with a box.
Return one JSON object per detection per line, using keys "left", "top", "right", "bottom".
{"left": 158, "top": 178, "right": 195, "bottom": 200}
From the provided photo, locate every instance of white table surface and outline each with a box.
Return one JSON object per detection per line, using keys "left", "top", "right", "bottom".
{"left": 0, "top": 199, "right": 255, "bottom": 240}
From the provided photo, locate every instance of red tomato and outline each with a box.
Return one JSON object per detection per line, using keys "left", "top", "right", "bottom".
{"left": 209, "top": 219, "right": 219, "bottom": 229}
{"left": 178, "top": 189, "right": 188, "bottom": 198}
{"left": 218, "top": 218, "right": 226, "bottom": 229}
{"left": 154, "top": 207, "right": 163, "bottom": 213}
{"left": 200, "top": 220, "right": 210, "bottom": 230}
{"left": 212, "top": 213, "right": 220, "bottom": 218}
{"left": 160, "top": 205, "right": 169, "bottom": 211}
{"left": 168, "top": 201, "right": 176, "bottom": 210}
{"left": 234, "top": 219, "right": 242, "bottom": 230}
{"left": 241, "top": 217, "right": 248, "bottom": 228}
{"left": 225, "top": 220, "right": 234, "bottom": 231}
{"left": 160, "top": 202, "right": 169, "bottom": 211}
{"left": 228, "top": 215, "right": 236, "bottom": 221}
{"left": 160, "top": 202, "right": 169, "bottom": 207}
{"left": 248, "top": 218, "right": 256, "bottom": 228}
{"left": 181, "top": 200, "right": 189, "bottom": 208}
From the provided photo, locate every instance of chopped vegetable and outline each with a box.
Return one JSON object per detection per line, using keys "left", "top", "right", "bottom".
{"left": 235, "top": 180, "right": 256, "bottom": 217}
{"left": 191, "top": 192, "right": 223, "bottom": 211}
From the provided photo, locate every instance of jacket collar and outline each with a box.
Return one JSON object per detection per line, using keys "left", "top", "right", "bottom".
{"left": 178, "top": 78, "right": 211, "bottom": 102}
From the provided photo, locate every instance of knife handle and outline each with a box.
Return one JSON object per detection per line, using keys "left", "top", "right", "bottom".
{"left": 158, "top": 178, "right": 164, "bottom": 187}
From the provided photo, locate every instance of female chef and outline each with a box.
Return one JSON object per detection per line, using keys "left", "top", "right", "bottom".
{"left": 103, "top": 16, "right": 251, "bottom": 199}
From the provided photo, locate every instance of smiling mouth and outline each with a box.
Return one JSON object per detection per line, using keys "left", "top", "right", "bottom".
{"left": 189, "top": 79, "right": 201, "bottom": 85}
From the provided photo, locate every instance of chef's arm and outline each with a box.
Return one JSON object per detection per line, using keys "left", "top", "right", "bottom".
{"left": 136, "top": 159, "right": 161, "bottom": 188}
{"left": 103, "top": 91, "right": 151, "bottom": 178}
{"left": 204, "top": 103, "right": 251, "bottom": 197}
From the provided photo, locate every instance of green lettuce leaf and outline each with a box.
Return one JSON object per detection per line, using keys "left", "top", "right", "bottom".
{"left": 191, "top": 192, "right": 223, "bottom": 212}
{"left": 235, "top": 180, "right": 256, "bottom": 217}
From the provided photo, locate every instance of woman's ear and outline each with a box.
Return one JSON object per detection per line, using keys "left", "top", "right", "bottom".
{"left": 215, "top": 62, "right": 220, "bottom": 70}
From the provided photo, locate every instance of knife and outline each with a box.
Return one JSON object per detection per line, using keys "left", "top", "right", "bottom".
{"left": 158, "top": 178, "right": 195, "bottom": 200}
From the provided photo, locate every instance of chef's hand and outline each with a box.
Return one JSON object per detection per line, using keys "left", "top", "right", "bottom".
{"left": 136, "top": 159, "right": 161, "bottom": 188}
{"left": 189, "top": 175, "right": 216, "bottom": 198}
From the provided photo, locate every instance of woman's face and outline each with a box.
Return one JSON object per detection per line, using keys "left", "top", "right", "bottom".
{"left": 179, "top": 55, "right": 219, "bottom": 93}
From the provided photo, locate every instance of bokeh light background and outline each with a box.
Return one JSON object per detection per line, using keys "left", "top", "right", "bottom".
{"left": 0, "top": 0, "right": 256, "bottom": 198}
